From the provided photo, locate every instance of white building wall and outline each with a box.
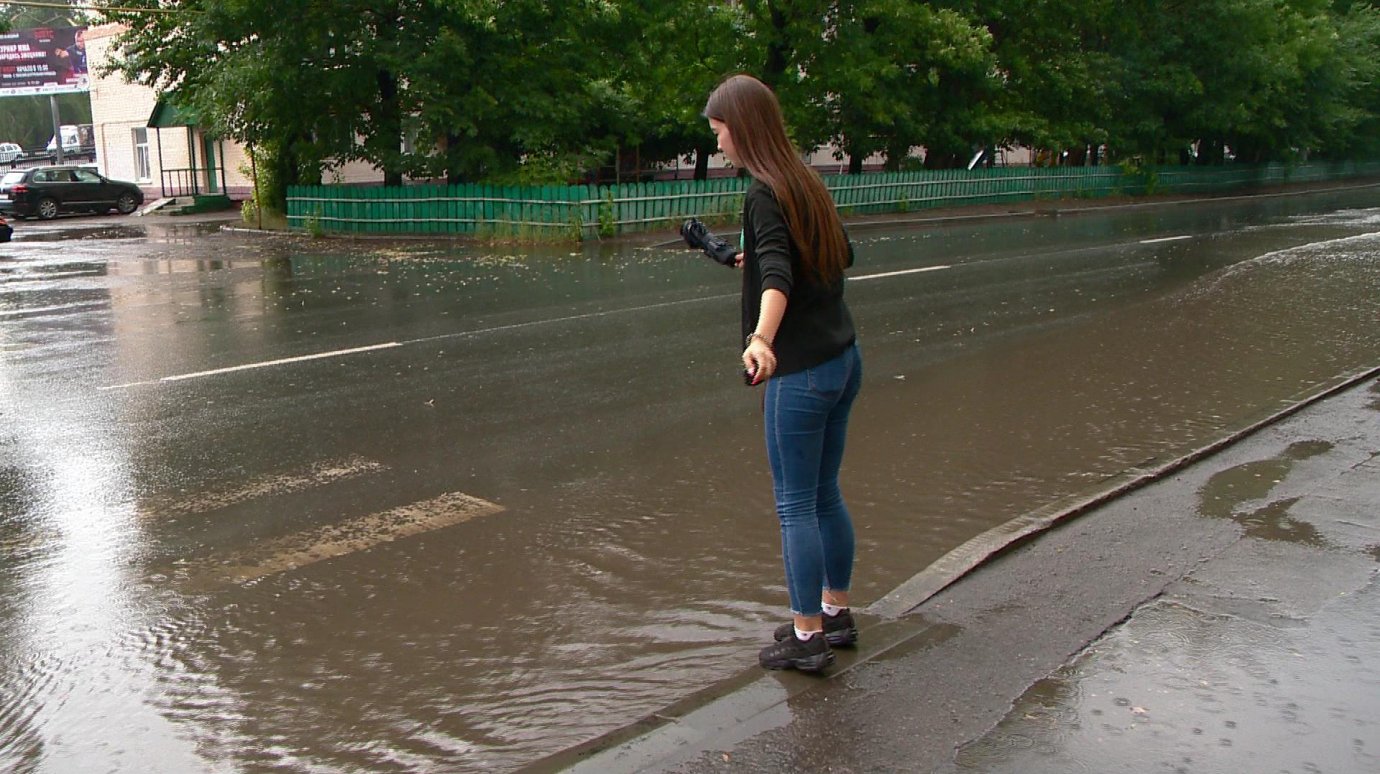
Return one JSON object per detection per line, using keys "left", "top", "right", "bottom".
{"left": 85, "top": 25, "right": 155, "bottom": 188}
{"left": 85, "top": 24, "right": 261, "bottom": 200}
{"left": 87, "top": 25, "right": 228, "bottom": 197}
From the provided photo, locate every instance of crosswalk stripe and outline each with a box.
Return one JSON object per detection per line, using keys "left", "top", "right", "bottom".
{"left": 210, "top": 491, "right": 505, "bottom": 582}
{"left": 140, "top": 457, "right": 386, "bottom": 520}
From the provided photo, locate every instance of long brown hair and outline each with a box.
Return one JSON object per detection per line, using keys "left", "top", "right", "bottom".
{"left": 704, "top": 74, "right": 849, "bottom": 282}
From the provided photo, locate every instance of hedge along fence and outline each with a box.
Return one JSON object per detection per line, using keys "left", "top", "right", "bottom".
{"left": 286, "top": 160, "right": 1380, "bottom": 239}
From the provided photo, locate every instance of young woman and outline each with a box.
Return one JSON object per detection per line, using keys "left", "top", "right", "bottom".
{"left": 704, "top": 74, "right": 863, "bottom": 672}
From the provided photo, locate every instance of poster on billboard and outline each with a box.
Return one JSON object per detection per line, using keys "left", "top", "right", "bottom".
{"left": 0, "top": 26, "right": 89, "bottom": 97}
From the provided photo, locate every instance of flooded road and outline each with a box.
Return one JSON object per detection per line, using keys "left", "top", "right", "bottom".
{"left": 2, "top": 186, "right": 1379, "bottom": 771}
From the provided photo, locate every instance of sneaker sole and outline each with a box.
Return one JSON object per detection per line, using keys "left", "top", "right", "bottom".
{"left": 761, "top": 649, "right": 835, "bottom": 673}
{"left": 824, "top": 628, "right": 858, "bottom": 648}
{"left": 774, "top": 627, "right": 859, "bottom": 648}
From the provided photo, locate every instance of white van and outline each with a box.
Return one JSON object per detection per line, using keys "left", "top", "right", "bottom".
{"left": 44, "top": 125, "right": 95, "bottom": 162}
{"left": 46, "top": 125, "right": 83, "bottom": 153}
{"left": 0, "top": 142, "right": 22, "bottom": 164}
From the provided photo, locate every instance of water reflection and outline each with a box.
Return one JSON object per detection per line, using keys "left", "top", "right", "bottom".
{"left": 0, "top": 308, "right": 206, "bottom": 768}
{"left": 8, "top": 219, "right": 229, "bottom": 244}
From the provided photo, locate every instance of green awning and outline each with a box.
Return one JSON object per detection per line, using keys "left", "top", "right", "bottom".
{"left": 147, "top": 97, "right": 199, "bottom": 128}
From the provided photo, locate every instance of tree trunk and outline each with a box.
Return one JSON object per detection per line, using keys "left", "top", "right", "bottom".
{"left": 761, "top": 2, "right": 789, "bottom": 89}
{"left": 883, "top": 143, "right": 907, "bottom": 171}
{"left": 924, "top": 151, "right": 963, "bottom": 170}
{"left": 268, "top": 140, "right": 312, "bottom": 212}
{"left": 444, "top": 132, "right": 464, "bottom": 184}
{"left": 1195, "top": 139, "right": 1225, "bottom": 165}
{"left": 373, "top": 3, "right": 404, "bottom": 187}
{"left": 377, "top": 67, "right": 403, "bottom": 187}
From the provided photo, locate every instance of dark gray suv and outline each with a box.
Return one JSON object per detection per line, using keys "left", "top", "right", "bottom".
{"left": 0, "top": 166, "right": 144, "bottom": 220}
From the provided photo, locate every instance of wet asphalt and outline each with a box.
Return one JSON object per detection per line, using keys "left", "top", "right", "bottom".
{"left": 5, "top": 192, "right": 1380, "bottom": 772}
{"left": 550, "top": 372, "right": 1380, "bottom": 773}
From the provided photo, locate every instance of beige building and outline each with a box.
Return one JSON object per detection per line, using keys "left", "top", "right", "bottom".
{"left": 84, "top": 24, "right": 248, "bottom": 203}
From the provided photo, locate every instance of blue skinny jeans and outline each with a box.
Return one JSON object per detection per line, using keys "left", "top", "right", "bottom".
{"left": 763, "top": 342, "right": 862, "bottom": 617}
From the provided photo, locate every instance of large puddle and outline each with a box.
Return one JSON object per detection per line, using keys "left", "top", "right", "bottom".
{"left": 3, "top": 188, "right": 1380, "bottom": 770}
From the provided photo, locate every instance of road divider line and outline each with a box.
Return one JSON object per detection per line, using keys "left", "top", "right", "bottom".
{"left": 210, "top": 491, "right": 505, "bottom": 583}
{"left": 0, "top": 270, "right": 103, "bottom": 284}
{"left": 105, "top": 298, "right": 728, "bottom": 389}
{"left": 408, "top": 295, "right": 724, "bottom": 345}
{"left": 102, "top": 266, "right": 945, "bottom": 390}
{"left": 101, "top": 341, "right": 403, "bottom": 390}
{"left": 852, "top": 265, "right": 952, "bottom": 281}
{"left": 160, "top": 342, "right": 403, "bottom": 382}
{"left": 1140, "top": 235, "right": 1192, "bottom": 244}
{"left": 0, "top": 302, "right": 106, "bottom": 318}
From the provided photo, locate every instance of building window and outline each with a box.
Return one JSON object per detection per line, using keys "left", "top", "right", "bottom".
{"left": 132, "top": 127, "right": 151, "bottom": 181}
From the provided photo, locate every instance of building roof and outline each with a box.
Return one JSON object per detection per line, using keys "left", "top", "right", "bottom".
{"left": 147, "top": 97, "right": 198, "bottom": 128}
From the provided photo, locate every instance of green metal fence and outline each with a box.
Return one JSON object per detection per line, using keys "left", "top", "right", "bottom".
{"left": 286, "top": 161, "right": 1380, "bottom": 239}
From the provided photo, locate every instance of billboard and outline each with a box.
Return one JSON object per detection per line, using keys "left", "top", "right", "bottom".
{"left": 0, "top": 26, "right": 89, "bottom": 97}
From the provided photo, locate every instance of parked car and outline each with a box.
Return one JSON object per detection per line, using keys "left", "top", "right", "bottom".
{"left": 0, "top": 166, "right": 144, "bottom": 220}
{"left": 0, "top": 142, "right": 22, "bottom": 165}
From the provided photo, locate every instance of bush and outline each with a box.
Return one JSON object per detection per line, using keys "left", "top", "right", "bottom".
{"left": 597, "top": 191, "right": 616, "bottom": 238}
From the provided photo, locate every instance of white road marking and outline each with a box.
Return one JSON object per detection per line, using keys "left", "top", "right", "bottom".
{"left": 161, "top": 341, "right": 403, "bottom": 382}
{"left": 0, "top": 302, "right": 105, "bottom": 318}
{"left": 852, "top": 265, "right": 952, "bottom": 281}
{"left": 101, "top": 264, "right": 950, "bottom": 390}
{"left": 210, "top": 491, "right": 505, "bottom": 582}
{"left": 0, "top": 270, "right": 101, "bottom": 282}
{"left": 139, "top": 457, "right": 387, "bottom": 520}
{"left": 1139, "top": 235, "right": 1192, "bottom": 244}
{"left": 101, "top": 341, "right": 403, "bottom": 390}
{"left": 100, "top": 298, "right": 714, "bottom": 390}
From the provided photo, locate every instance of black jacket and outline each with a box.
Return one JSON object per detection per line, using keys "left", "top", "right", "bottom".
{"left": 740, "top": 181, "right": 856, "bottom": 376}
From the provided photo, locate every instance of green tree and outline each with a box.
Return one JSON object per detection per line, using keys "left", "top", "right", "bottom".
{"left": 1214, "top": 0, "right": 1380, "bottom": 163}
{"left": 101, "top": 0, "right": 372, "bottom": 206}
{"left": 1316, "top": 2, "right": 1380, "bottom": 158}
{"left": 738, "top": 1, "right": 1000, "bottom": 171}
{"left": 596, "top": 1, "right": 748, "bottom": 181}
{"left": 403, "top": 0, "right": 632, "bottom": 183}
{"left": 92, "top": 0, "right": 1380, "bottom": 211}
{"left": 940, "top": 0, "right": 1118, "bottom": 165}
{"left": 789, "top": 1, "right": 995, "bottom": 173}
{"left": 1097, "top": 0, "right": 1380, "bottom": 164}
{"left": 102, "top": 0, "right": 647, "bottom": 196}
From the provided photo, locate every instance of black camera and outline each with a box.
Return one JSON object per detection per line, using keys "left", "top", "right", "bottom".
{"left": 680, "top": 218, "right": 738, "bottom": 267}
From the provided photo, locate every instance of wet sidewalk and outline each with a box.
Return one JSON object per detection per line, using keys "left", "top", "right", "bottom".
{"left": 546, "top": 372, "right": 1380, "bottom": 773}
